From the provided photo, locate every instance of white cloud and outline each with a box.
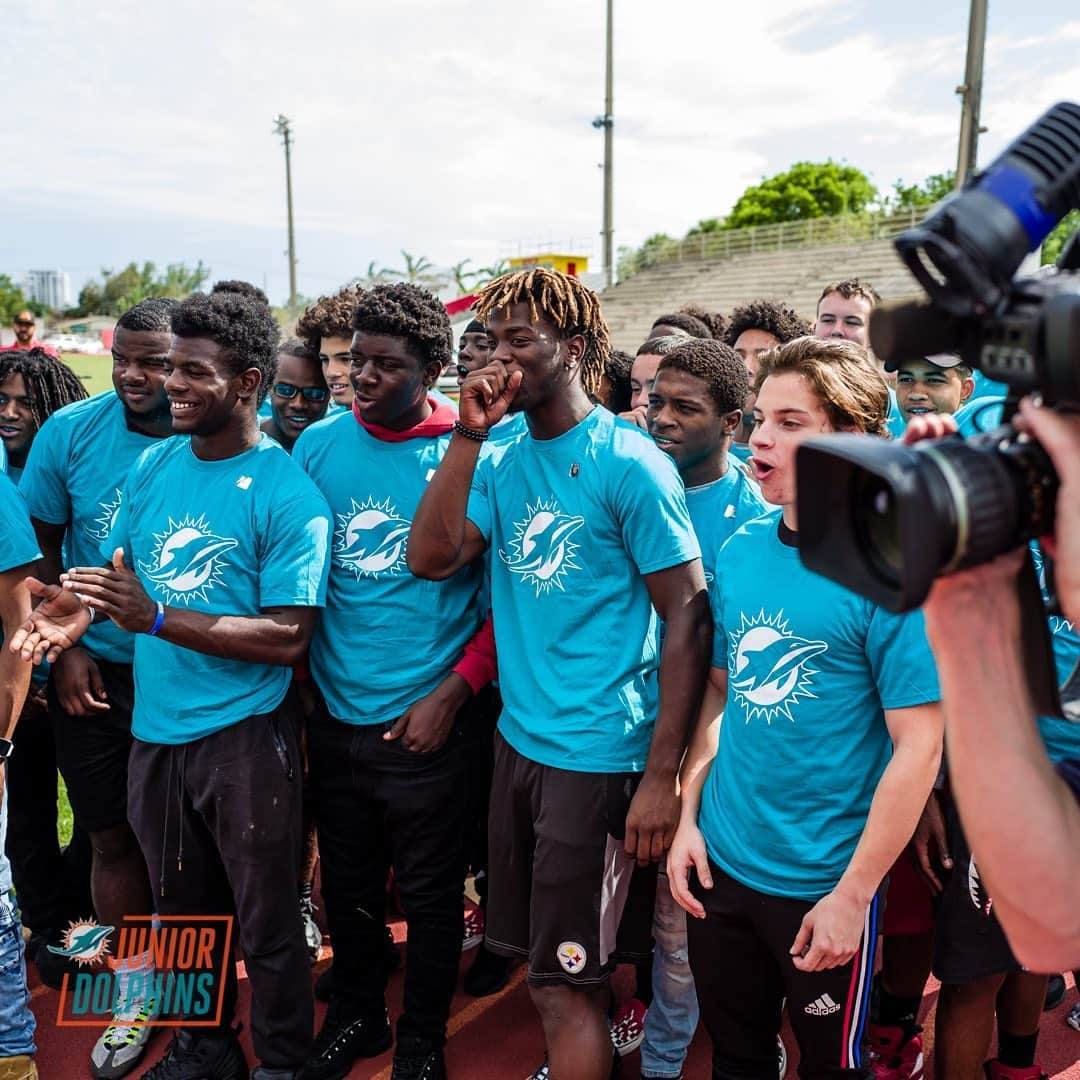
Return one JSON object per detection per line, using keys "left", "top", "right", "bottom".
{"left": 5, "top": 0, "right": 1079, "bottom": 300}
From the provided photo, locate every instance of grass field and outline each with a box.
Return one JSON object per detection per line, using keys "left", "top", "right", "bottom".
{"left": 63, "top": 352, "right": 112, "bottom": 396}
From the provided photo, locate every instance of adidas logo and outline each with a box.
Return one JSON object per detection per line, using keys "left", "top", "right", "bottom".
{"left": 804, "top": 993, "right": 841, "bottom": 1017}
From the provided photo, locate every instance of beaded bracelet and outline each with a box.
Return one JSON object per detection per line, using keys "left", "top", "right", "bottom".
{"left": 453, "top": 419, "right": 490, "bottom": 442}
{"left": 146, "top": 601, "right": 166, "bottom": 637}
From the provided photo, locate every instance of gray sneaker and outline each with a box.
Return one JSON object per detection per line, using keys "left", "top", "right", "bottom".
{"left": 90, "top": 993, "right": 159, "bottom": 1079}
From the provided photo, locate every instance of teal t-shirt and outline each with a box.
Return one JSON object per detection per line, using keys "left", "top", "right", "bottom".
{"left": 293, "top": 410, "right": 486, "bottom": 725}
{"left": 955, "top": 395, "right": 1005, "bottom": 437}
{"left": 489, "top": 412, "right": 529, "bottom": 444}
{"left": 685, "top": 464, "right": 770, "bottom": 584}
{"left": 0, "top": 441, "right": 6, "bottom": 473}
{"left": 106, "top": 435, "right": 331, "bottom": 744}
{"left": 697, "top": 515, "right": 940, "bottom": 900}
{"left": 729, "top": 441, "right": 752, "bottom": 466}
{"left": 466, "top": 407, "right": 701, "bottom": 773}
{"left": 886, "top": 388, "right": 906, "bottom": 438}
{"left": 19, "top": 393, "right": 166, "bottom": 664}
{"left": 1031, "top": 545, "right": 1080, "bottom": 763}
{"left": 0, "top": 473, "right": 41, "bottom": 574}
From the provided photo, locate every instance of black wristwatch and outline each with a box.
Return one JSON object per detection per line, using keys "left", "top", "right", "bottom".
{"left": 0, "top": 738, "right": 12, "bottom": 762}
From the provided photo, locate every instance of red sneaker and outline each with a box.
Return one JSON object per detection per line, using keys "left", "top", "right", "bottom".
{"left": 610, "top": 998, "right": 647, "bottom": 1056}
{"left": 462, "top": 904, "right": 484, "bottom": 952}
{"left": 867, "top": 1022, "right": 925, "bottom": 1080}
{"left": 984, "top": 1061, "right": 1048, "bottom": 1080}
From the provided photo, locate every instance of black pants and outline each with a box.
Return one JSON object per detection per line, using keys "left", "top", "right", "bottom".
{"left": 126, "top": 697, "right": 312, "bottom": 1070}
{"left": 463, "top": 685, "right": 501, "bottom": 907}
{"left": 687, "top": 861, "right": 878, "bottom": 1080}
{"left": 308, "top": 698, "right": 473, "bottom": 1046}
{"left": 4, "top": 688, "right": 93, "bottom": 932}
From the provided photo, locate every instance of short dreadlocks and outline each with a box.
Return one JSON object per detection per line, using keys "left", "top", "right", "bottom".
{"left": 474, "top": 269, "right": 610, "bottom": 398}
{"left": 723, "top": 299, "right": 810, "bottom": 348}
{"left": 0, "top": 348, "right": 88, "bottom": 432}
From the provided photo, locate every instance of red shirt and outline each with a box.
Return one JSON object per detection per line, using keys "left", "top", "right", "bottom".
{"left": 0, "top": 339, "right": 60, "bottom": 358}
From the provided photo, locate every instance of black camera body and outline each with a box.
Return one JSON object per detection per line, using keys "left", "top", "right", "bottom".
{"left": 796, "top": 102, "right": 1080, "bottom": 615}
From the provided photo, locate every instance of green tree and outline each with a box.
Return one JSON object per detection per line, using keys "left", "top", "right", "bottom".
{"left": 617, "top": 233, "right": 675, "bottom": 279}
{"left": 725, "top": 161, "right": 879, "bottom": 229}
{"left": 0, "top": 275, "right": 30, "bottom": 324}
{"left": 1041, "top": 210, "right": 1080, "bottom": 266}
{"left": 449, "top": 259, "right": 478, "bottom": 294}
{"left": 472, "top": 259, "right": 509, "bottom": 284}
{"left": 686, "top": 218, "right": 724, "bottom": 237}
{"left": 74, "top": 261, "right": 211, "bottom": 316}
{"left": 389, "top": 251, "right": 448, "bottom": 292}
{"left": 889, "top": 171, "right": 956, "bottom": 211}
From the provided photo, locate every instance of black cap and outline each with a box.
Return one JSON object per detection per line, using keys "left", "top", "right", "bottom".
{"left": 883, "top": 352, "right": 964, "bottom": 373}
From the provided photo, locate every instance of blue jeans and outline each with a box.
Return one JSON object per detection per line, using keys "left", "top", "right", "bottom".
{"left": 0, "top": 780, "right": 37, "bottom": 1059}
{"left": 640, "top": 868, "right": 698, "bottom": 1079}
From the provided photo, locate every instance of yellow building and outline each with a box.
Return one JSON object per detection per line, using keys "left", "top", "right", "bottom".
{"left": 507, "top": 253, "right": 589, "bottom": 277}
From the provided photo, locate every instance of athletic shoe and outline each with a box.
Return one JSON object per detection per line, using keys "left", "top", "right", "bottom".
{"left": 0, "top": 1054, "right": 39, "bottom": 1079}
{"left": 527, "top": 1052, "right": 619, "bottom": 1079}
{"left": 299, "top": 998, "right": 392, "bottom": 1080}
{"left": 525, "top": 1060, "right": 548, "bottom": 1080}
{"left": 27, "top": 928, "right": 80, "bottom": 990}
{"left": 1044, "top": 973, "right": 1067, "bottom": 1010}
{"left": 391, "top": 1037, "right": 446, "bottom": 1080}
{"left": 300, "top": 896, "right": 322, "bottom": 964}
{"left": 867, "top": 1022, "right": 925, "bottom": 1080}
{"left": 777, "top": 1034, "right": 788, "bottom": 1078}
{"left": 90, "top": 991, "right": 159, "bottom": 1079}
{"left": 462, "top": 905, "right": 484, "bottom": 952}
{"left": 983, "top": 1061, "right": 1048, "bottom": 1080}
{"left": 1067, "top": 1001, "right": 1080, "bottom": 1031}
{"left": 463, "top": 945, "right": 512, "bottom": 997}
{"left": 610, "top": 998, "right": 647, "bottom": 1055}
{"left": 141, "top": 1028, "right": 247, "bottom": 1080}
{"left": 252, "top": 1069, "right": 301, "bottom": 1080}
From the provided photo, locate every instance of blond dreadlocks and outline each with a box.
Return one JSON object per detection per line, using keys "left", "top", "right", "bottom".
{"left": 473, "top": 269, "right": 611, "bottom": 398}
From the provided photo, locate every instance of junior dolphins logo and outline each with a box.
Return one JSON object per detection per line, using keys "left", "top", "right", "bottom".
{"left": 728, "top": 610, "right": 828, "bottom": 724}
{"left": 138, "top": 515, "right": 238, "bottom": 605}
{"left": 87, "top": 487, "right": 124, "bottom": 543}
{"left": 334, "top": 497, "right": 411, "bottom": 579}
{"left": 499, "top": 498, "right": 585, "bottom": 596}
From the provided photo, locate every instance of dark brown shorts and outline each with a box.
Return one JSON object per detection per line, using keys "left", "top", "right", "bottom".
{"left": 485, "top": 730, "right": 640, "bottom": 987}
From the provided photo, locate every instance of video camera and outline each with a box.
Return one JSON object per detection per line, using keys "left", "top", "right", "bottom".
{"left": 796, "top": 102, "right": 1080, "bottom": 622}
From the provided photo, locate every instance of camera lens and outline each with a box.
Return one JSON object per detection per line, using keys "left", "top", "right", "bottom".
{"left": 853, "top": 472, "right": 902, "bottom": 587}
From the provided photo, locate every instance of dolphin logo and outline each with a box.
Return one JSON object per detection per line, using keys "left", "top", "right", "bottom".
{"left": 500, "top": 510, "right": 585, "bottom": 582}
{"left": 48, "top": 922, "right": 115, "bottom": 964}
{"left": 728, "top": 612, "right": 829, "bottom": 723}
{"left": 967, "top": 855, "right": 993, "bottom": 917}
{"left": 334, "top": 499, "right": 412, "bottom": 578}
{"left": 145, "top": 531, "right": 238, "bottom": 593}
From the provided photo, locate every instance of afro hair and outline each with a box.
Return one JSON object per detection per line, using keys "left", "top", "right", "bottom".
{"left": 296, "top": 285, "right": 366, "bottom": 351}
{"left": 171, "top": 292, "right": 279, "bottom": 405}
{"left": 649, "top": 312, "right": 712, "bottom": 339}
{"left": 656, "top": 338, "right": 749, "bottom": 416}
{"left": 211, "top": 280, "right": 270, "bottom": 307}
{"left": 351, "top": 282, "right": 453, "bottom": 373}
{"left": 723, "top": 299, "right": 811, "bottom": 348}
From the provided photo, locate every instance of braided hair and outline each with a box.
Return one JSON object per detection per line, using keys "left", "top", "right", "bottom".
{"left": 0, "top": 348, "right": 88, "bottom": 432}
{"left": 474, "top": 269, "right": 610, "bottom": 398}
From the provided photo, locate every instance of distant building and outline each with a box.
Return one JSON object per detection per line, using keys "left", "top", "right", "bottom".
{"left": 22, "top": 269, "right": 72, "bottom": 311}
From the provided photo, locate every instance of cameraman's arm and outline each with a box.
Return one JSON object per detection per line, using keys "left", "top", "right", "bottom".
{"left": 924, "top": 559, "right": 1080, "bottom": 971}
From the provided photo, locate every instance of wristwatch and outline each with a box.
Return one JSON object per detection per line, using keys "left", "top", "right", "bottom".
{"left": 0, "top": 738, "right": 13, "bottom": 761}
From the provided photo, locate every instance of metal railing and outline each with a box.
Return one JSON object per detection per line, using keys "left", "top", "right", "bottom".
{"left": 618, "top": 207, "right": 923, "bottom": 280}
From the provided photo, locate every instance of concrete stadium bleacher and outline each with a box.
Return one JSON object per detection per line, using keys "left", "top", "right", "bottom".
{"left": 599, "top": 236, "right": 924, "bottom": 352}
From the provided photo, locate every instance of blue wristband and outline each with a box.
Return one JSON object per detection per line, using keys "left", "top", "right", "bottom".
{"left": 146, "top": 601, "right": 165, "bottom": 637}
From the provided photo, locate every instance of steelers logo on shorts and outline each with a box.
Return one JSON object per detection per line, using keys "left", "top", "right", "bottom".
{"left": 556, "top": 941, "right": 587, "bottom": 974}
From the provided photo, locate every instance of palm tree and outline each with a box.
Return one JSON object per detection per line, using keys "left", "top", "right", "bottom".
{"left": 472, "top": 259, "right": 509, "bottom": 285}
{"left": 450, "top": 259, "right": 478, "bottom": 295}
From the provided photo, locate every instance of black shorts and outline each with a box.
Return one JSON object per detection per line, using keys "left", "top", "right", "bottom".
{"left": 932, "top": 789, "right": 1020, "bottom": 984}
{"left": 486, "top": 731, "right": 639, "bottom": 987}
{"left": 50, "top": 658, "right": 135, "bottom": 834}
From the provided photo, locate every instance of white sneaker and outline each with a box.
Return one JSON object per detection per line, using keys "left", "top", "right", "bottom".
{"left": 90, "top": 991, "right": 159, "bottom": 1080}
{"left": 300, "top": 896, "right": 322, "bottom": 963}
{"left": 778, "top": 1034, "right": 788, "bottom": 1078}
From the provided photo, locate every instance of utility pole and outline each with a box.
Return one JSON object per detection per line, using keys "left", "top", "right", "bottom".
{"left": 955, "top": 0, "right": 988, "bottom": 187}
{"left": 592, "top": 0, "right": 614, "bottom": 289}
{"left": 273, "top": 114, "right": 298, "bottom": 308}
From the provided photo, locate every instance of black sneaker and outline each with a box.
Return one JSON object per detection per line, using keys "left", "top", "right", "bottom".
{"left": 1044, "top": 973, "right": 1067, "bottom": 1011}
{"left": 142, "top": 1028, "right": 248, "bottom": 1080}
{"left": 463, "top": 945, "right": 512, "bottom": 997}
{"left": 299, "top": 997, "right": 392, "bottom": 1080}
{"left": 29, "top": 928, "right": 81, "bottom": 990}
{"left": 391, "top": 1037, "right": 446, "bottom": 1080}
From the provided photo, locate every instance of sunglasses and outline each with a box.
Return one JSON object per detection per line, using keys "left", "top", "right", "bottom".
{"left": 273, "top": 382, "right": 329, "bottom": 403}
{"left": 13, "top": 320, "right": 33, "bottom": 328}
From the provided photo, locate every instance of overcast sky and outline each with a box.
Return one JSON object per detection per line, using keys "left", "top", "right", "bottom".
{"left": 5, "top": 0, "right": 1079, "bottom": 305}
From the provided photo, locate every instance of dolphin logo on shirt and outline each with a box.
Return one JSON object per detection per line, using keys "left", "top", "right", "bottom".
{"left": 499, "top": 499, "right": 585, "bottom": 596}
{"left": 334, "top": 497, "right": 411, "bottom": 579}
{"left": 87, "top": 487, "right": 124, "bottom": 543}
{"left": 727, "top": 611, "right": 828, "bottom": 724}
{"left": 138, "top": 516, "right": 239, "bottom": 605}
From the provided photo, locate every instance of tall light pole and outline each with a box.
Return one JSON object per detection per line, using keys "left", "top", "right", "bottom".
{"left": 273, "top": 114, "right": 298, "bottom": 309}
{"left": 592, "top": 0, "right": 614, "bottom": 289}
{"left": 955, "top": 0, "right": 988, "bottom": 187}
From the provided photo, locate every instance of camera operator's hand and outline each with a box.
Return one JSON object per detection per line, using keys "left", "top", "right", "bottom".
{"left": 1014, "top": 398, "right": 1080, "bottom": 628}
{"left": 901, "top": 413, "right": 958, "bottom": 444}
